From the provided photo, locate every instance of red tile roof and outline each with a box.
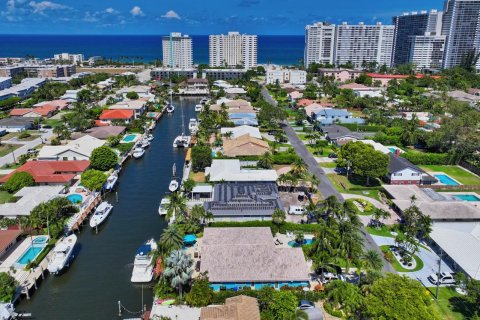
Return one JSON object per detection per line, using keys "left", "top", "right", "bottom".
{"left": 99, "top": 109, "right": 134, "bottom": 120}
{"left": 296, "top": 99, "right": 316, "bottom": 107}
{"left": 0, "top": 229, "right": 23, "bottom": 254}
{"left": 9, "top": 108, "right": 32, "bottom": 116}
{"left": 33, "top": 105, "right": 58, "bottom": 116}
{"left": 94, "top": 120, "right": 110, "bottom": 127}
{"left": 0, "top": 160, "right": 90, "bottom": 184}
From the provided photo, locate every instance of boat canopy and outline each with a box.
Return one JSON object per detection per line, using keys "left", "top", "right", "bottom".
{"left": 136, "top": 245, "right": 151, "bottom": 256}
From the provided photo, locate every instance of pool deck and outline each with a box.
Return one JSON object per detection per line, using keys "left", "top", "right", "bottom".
{"left": 0, "top": 235, "right": 53, "bottom": 300}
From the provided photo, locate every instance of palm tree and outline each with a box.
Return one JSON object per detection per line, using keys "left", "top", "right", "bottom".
{"left": 362, "top": 249, "right": 383, "bottom": 272}
{"left": 182, "top": 178, "right": 196, "bottom": 198}
{"left": 291, "top": 158, "right": 308, "bottom": 176}
{"left": 163, "top": 250, "right": 193, "bottom": 299}
{"left": 272, "top": 208, "right": 286, "bottom": 226}
{"left": 159, "top": 224, "right": 184, "bottom": 255}
{"left": 308, "top": 174, "right": 320, "bottom": 192}
{"left": 165, "top": 192, "right": 187, "bottom": 222}
{"left": 189, "top": 204, "right": 213, "bottom": 225}
{"left": 258, "top": 152, "right": 274, "bottom": 169}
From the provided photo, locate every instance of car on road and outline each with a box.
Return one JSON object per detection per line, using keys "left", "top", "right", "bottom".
{"left": 428, "top": 272, "right": 456, "bottom": 285}
{"left": 298, "top": 300, "right": 315, "bottom": 310}
{"left": 27, "top": 148, "right": 39, "bottom": 155}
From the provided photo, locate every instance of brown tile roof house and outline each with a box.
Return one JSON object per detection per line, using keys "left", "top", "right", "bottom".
{"left": 222, "top": 134, "right": 269, "bottom": 157}
{"left": 200, "top": 296, "right": 261, "bottom": 320}
{"left": 200, "top": 227, "right": 310, "bottom": 286}
{"left": 0, "top": 229, "right": 23, "bottom": 259}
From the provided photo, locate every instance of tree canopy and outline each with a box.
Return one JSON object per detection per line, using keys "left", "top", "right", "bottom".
{"left": 3, "top": 171, "right": 35, "bottom": 193}
{"left": 0, "top": 272, "right": 18, "bottom": 303}
{"left": 80, "top": 169, "right": 107, "bottom": 191}
{"left": 90, "top": 146, "right": 118, "bottom": 171}
{"left": 191, "top": 146, "right": 212, "bottom": 172}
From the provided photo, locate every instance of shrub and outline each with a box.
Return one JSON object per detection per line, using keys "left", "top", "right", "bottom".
{"left": 18, "top": 132, "right": 31, "bottom": 139}
{"left": 4, "top": 171, "right": 35, "bottom": 193}
{"left": 90, "top": 146, "right": 118, "bottom": 171}
{"left": 323, "top": 302, "right": 344, "bottom": 318}
{"left": 116, "top": 142, "right": 134, "bottom": 155}
{"left": 191, "top": 146, "right": 212, "bottom": 172}
{"left": 402, "top": 152, "right": 451, "bottom": 165}
{"left": 185, "top": 273, "right": 213, "bottom": 307}
{"left": 81, "top": 169, "right": 108, "bottom": 191}
{"left": 126, "top": 91, "right": 139, "bottom": 100}
{"left": 17, "top": 154, "right": 30, "bottom": 165}
{"left": 50, "top": 137, "right": 61, "bottom": 145}
{"left": 272, "top": 152, "right": 300, "bottom": 165}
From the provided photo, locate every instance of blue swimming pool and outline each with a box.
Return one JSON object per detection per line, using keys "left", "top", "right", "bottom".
{"left": 32, "top": 236, "right": 49, "bottom": 244}
{"left": 435, "top": 174, "right": 460, "bottom": 186}
{"left": 17, "top": 246, "right": 44, "bottom": 265}
{"left": 455, "top": 194, "right": 480, "bottom": 201}
{"left": 123, "top": 134, "right": 137, "bottom": 143}
{"left": 288, "top": 239, "right": 313, "bottom": 247}
{"left": 388, "top": 147, "right": 398, "bottom": 153}
{"left": 67, "top": 194, "right": 83, "bottom": 204}
{"left": 183, "top": 234, "right": 197, "bottom": 245}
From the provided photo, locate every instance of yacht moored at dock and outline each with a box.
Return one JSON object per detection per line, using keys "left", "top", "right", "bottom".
{"left": 131, "top": 238, "right": 157, "bottom": 283}
{"left": 188, "top": 118, "right": 198, "bottom": 133}
{"left": 89, "top": 201, "right": 113, "bottom": 228}
{"left": 140, "top": 138, "right": 150, "bottom": 148}
{"left": 47, "top": 234, "right": 77, "bottom": 274}
{"left": 132, "top": 147, "right": 145, "bottom": 159}
{"left": 104, "top": 173, "right": 118, "bottom": 191}
{"left": 194, "top": 104, "right": 203, "bottom": 112}
{"left": 158, "top": 198, "right": 170, "bottom": 216}
{"left": 147, "top": 134, "right": 154, "bottom": 141}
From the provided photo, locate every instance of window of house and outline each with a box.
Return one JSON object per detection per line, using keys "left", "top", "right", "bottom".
{"left": 394, "top": 173, "right": 402, "bottom": 176}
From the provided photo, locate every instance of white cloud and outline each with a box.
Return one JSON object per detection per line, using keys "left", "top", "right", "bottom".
{"left": 29, "top": 1, "right": 67, "bottom": 14}
{"left": 161, "top": 10, "right": 180, "bottom": 19}
{"left": 130, "top": 6, "right": 144, "bottom": 17}
{"left": 105, "top": 7, "right": 115, "bottom": 14}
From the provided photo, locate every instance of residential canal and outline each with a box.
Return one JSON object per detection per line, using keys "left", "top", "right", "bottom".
{"left": 19, "top": 97, "right": 199, "bottom": 319}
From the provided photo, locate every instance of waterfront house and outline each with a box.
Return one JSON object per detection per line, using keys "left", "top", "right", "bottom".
{"left": 200, "top": 227, "right": 310, "bottom": 290}
{"left": 387, "top": 154, "right": 436, "bottom": 185}
{"left": 0, "top": 185, "right": 65, "bottom": 218}
{"left": 109, "top": 100, "right": 147, "bottom": 119}
{"left": 71, "top": 126, "right": 126, "bottom": 140}
{"left": 99, "top": 109, "right": 135, "bottom": 124}
{"left": 222, "top": 134, "right": 269, "bottom": 157}
{"left": 206, "top": 159, "right": 277, "bottom": 182}
{"left": 220, "top": 125, "right": 262, "bottom": 139}
{"left": 0, "top": 229, "right": 23, "bottom": 260}
{"left": 118, "top": 85, "right": 153, "bottom": 100}
{"left": 200, "top": 295, "right": 261, "bottom": 320}
{"left": 186, "top": 78, "right": 208, "bottom": 90}
{"left": 228, "top": 113, "right": 258, "bottom": 127}
{"left": 0, "top": 160, "right": 90, "bottom": 186}
{"left": 0, "top": 117, "right": 35, "bottom": 132}
{"left": 38, "top": 135, "right": 105, "bottom": 161}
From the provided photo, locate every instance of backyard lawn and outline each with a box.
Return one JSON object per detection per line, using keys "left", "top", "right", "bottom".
{"left": 420, "top": 165, "right": 480, "bottom": 185}
{"left": 0, "top": 144, "right": 21, "bottom": 157}
{"left": 328, "top": 174, "right": 382, "bottom": 201}
{"left": 429, "top": 286, "right": 471, "bottom": 320}
{"left": 189, "top": 171, "right": 206, "bottom": 183}
{"left": 0, "top": 191, "right": 14, "bottom": 204}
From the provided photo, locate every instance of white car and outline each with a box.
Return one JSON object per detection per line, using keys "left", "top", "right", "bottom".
{"left": 289, "top": 205, "right": 305, "bottom": 215}
{"left": 321, "top": 272, "right": 339, "bottom": 283}
{"left": 428, "top": 272, "right": 456, "bottom": 285}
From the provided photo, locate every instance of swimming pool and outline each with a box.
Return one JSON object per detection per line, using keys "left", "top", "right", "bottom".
{"left": 288, "top": 239, "right": 313, "bottom": 247}
{"left": 183, "top": 234, "right": 197, "bottom": 245}
{"left": 388, "top": 147, "right": 398, "bottom": 153}
{"left": 17, "top": 246, "right": 44, "bottom": 265}
{"left": 435, "top": 174, "right": 460, "bottom": 186}
{"left": 32, "top": 236, "right": 49, "bottom": 244}
{"left": 67, "top": 194, "right": 83, "bottom": 204}
{"left": 454, "top": 194, "right": 480, "bottom": 201}
{"left": 123, "top": 134, "right": 137, "bottom": 143}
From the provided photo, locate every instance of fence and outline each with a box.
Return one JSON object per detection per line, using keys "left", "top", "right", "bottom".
{"left": 460, "top": 160, "right": 480, "bottom": 177}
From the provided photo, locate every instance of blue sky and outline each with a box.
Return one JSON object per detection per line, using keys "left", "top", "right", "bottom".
{"left": 1, "top": 0, "right": 443, "bottom": 35}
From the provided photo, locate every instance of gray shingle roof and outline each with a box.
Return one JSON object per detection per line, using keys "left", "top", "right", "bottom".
{"left": 388, "top": 154, "right": 424, "bottom": 174}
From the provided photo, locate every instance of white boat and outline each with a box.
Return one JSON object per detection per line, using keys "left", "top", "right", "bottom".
{"left": 195, "top": 104, "right": 203, "bottom": 112}
{"left": 131, "top": 238, "right": 158, "bottom": 283}
{"left": 47, "top": 234, "right": 77, "bottom": 274}
{"left": 172, "top": 135, "right": 191, "bottom": 148}
{"left": 132, "top": 147, "right": 145, "bottom": 159}
{"left": 140, "top": 139, "right": 150, "bottom": 148}
{"left": 147, "top": 134, "right": 154, "bottom": 141}
{"left": 158, "top": 198, "right": 170, "bottom": 216}
{"left": 89, "top": 201, "right": 113, "bottom": 228}
{"left": 166, "top": 104, "right": 175, "bottom": 113}
{"left": 104, "top": 173, "right": 118, "bottom": 191}
{"left": 166, "top": 81, "right": 175, "bottom": 113}
{"left": 188, "top": 119, "right": 198, "bottom": 133}
{"left": 200, "top": 97, "right": 208, "bottom": 104}
{"left": 169, "top": 180, "right": 179, "bottom": 192}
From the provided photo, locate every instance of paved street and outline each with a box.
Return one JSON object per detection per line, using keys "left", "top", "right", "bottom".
{"left": 0, "top": 129, "right": 54, "bottom": 167}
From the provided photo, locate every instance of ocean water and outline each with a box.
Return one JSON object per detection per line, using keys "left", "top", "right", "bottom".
{"left": 0, "top": 34, "right": 304, "bottom": 65}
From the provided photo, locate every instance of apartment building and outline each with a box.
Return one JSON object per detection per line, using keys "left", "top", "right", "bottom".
{"left": 209, "top": 32, "right": 258, "bottom": 69}
{"left": 162, "top": 32, "right": 193, "bottom": 68}
{"left": 0, "top": 66, "right": 24, "bottom": 78}
{"left": 334, "top": 22, "right": 394, "bottom": 68}
{"left": 37, "top": 65, "right": 76, "bottom": 78}
{"left": 151, "top": 67, "right": 197, "bottom": 80}
{"left": 304, "top": 22, "right": 336, "bottom": 67}
{"left": 266, "top": 68, "right": 307, "bottom": 85}
{"left": 0, "top": 77, "right": 12, "bottom": 90}
{"left": 54, "top": 53, "right": 85, "bottom": 65}
{"left": 442, "top": 0, "right": 480, "bottom": 70}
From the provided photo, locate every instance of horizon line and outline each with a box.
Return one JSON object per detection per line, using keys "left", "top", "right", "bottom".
{"left": 0, "top": 33, "right": 305, "bottom": 36}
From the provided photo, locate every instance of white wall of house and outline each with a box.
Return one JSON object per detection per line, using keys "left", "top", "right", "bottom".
{"left": 389, "top": 168, "right": 422, "bottom": 184}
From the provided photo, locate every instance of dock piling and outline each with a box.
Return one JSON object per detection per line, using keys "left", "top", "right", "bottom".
{"left": 116, "top": 192, "right": 119, "bottom": 203}
{"left": 118, "top": 301, "right": 122, "bottom": 317}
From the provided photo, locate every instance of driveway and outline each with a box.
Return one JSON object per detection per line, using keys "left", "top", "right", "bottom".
{"left": 0, "top": 129, "right": 54, "bottom": 167}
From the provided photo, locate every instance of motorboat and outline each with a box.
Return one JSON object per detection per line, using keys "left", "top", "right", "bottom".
{"left": 89, "top": 201, "right": 113, "bottom": 228}
{"left": 147, "top": 134, "right": 154, "bottom": 141}
{"left": 158, "top": 197, "right": 170, "bottom": 216}
{"left": 104, "top": 173, "right": 118, "bottom": 191}
{"left": 47, "top": 234, "right": 77, "bottom": 274}
{"left": 140, "top": 139, "right": 150, "bottom": 148}
{"left": 0, "top": 303, "right": 31, "bottom": 320}
{"left": 200, "top": 97, "right": 208, "bottom": 104}
{"left": 169, "top": 180, "right": 179, "bottom": 192}
{"left": 132, "top": 147, "right": 145, "bottom": 159}
{"left": 172, "top": 135, "right": 191, "bottom": 148}
{"left": 131, "top": 238, "right": 158, "bottom": 283}
{"left": 166, "top": 104, "right": 175, "bottom": 113}
{"left": 194, "top": 104, "right": 203, "bottom": 112}
{"left": 188, "top": 119, "right": 198, "bottom": 133}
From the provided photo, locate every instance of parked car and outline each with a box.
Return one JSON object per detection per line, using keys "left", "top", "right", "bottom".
{"left": 328, "top": 153, "right": 337, "bottom": 158}
{"left": 428, "top": 272, "right": 456, "bottom": 285}
{"left": 27, "top": 148, "right": 38, "bottom": 155}
{"left": 288, "top": 205, "right": 305, "bottom": 215}
{"left": 321, "top": 272, "right": 339, "bottom": 283}
{"left": 298, "top": 300, "right": 315, "bottom": 310}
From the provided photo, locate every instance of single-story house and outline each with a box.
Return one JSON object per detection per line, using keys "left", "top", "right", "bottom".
{"left": 320, "top": 125, "right": 372, "bottom": 145}
{"left": 206, "top": 159, "right": 278, "bottom": 182}
{"left": 200, "top": 295, "right": 260, "bottom": 320}
{"left": 220, "top": 125, "right": 262, "bottom": 140}
{"left": 222, "top": 134, "right": 269, "bottom": 157}
{"left": 228, "top": 113, "right": 258, "bottom": 127}
{"left": 311, "top": 109, "right": 365, "bottom": 125}
{"left": 10, "top": 104, "right": 58, "bottom": 118}
{"left": 118, "top": 85, "right": 153, "bottom": 99}
{"left": 225, "top": 87, "right": 247, "bottom": 95}
{"left": 38, "top": 135, "right": 106, "bottom": 161}
{"left": 0, "top": 160, "right": 90, "bottom": 186}
{"left": 200, "top": 227, "right": 310, "bottom": 290}
{"left": 398, "top": 112, "right": 431, "bottom": 122}
{"left": 96, "top": 78, "right": 115, "bottom": 91}
{"left": 109, "top": 99, "right": 147, "bottom": 119}
{"left": 0, "top": 229, "right": 23, "bottom": 260}
{"left": 387, "top": 154, "right": 437, "bottom": 185}
{"left": 99, "top": 109, "right": 135, "bottom": 124}
{"left": 0, "top": 185, "right": 64, "bottom": 218}
{"left": 288, "top": 91, "right": 303, "bottom": 102}
{"left": 71, "top": 126, "right": 126, "bottom": 140}
{"left": 338, "top": 83, "right": 383, "bottom": 98}
{"left": 0, "top": 117, "right": 35, "bottom": 132}
{"left": 296, "top": 99, "right": 316, "bottom": 107}
{"left": 318, "top": 68, "right": 362, "bottom": 82}
{"left": 60, "top": 89, "right": 80, "bottom": 102}
{"left": 304, "top": 103, "right": 334, "bottom": 118}
{"left": 33, "top": 99, "right": 69, "bottom": 110}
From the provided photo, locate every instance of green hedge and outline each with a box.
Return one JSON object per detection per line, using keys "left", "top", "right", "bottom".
{"left": 209, "top": 221, "right": 323, "bottom": 235}
{"left": 272, "top": 152, "right": 300, "bottom": 164}
{"left": 402, "top": 152, "right": 451, "bottom": 165}
{"left": 210, "top": 287, "right": 324, "bottom": 305}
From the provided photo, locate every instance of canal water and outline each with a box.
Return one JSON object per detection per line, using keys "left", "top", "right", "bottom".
{"left": 20, "top": 97, "right": 199, "bottom": 319}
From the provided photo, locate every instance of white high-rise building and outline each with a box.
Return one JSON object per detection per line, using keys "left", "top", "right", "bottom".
{"left": 53, "top": 53, "right": 84, "bottom": 65}
{"left": 304, "top": 22, "right": 336, "bottom": 68}
{"left": 442, "top": 0, "right": 480, "bottom": 70}
{"left": 334, "top": 22, "right": 394, "bottom": 68}
{"left": 162, "top": 32, "right": 193, "bottom": 68}
{"left": 209, "top": 32, "right": 257, "bottom": 68}
{"left": 409, "top": 35, "right": 446, "bottom": 69}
